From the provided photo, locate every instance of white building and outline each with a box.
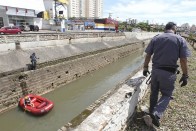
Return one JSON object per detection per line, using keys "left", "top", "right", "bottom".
{"left": 80, "top": 0, "right": 86, "bottom": 17}
{"left": 68, "top": 0, "right": 80, "bottom": 17}
{"left": 68, "top": 0, "right": 103, "bottom": 18}
{"left": 95, "top": 0, "right": 103, "bottom": 18}
{"left": 0, "top": 0, "right": 45, "bottom": 27}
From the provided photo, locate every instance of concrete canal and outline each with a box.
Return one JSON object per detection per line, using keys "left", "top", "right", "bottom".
{"left": 0, "top": 49, "right": 144, "bottom": 131}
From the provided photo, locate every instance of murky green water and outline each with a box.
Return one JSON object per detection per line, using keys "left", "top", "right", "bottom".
{"left": 0, "top": 49, "right": 144, "bottom": 131}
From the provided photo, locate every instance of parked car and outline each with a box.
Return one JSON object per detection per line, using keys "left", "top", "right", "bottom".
{"left": 18, "top": 25, "right": 30, "bottom": 31}
{"left": 29, "top": 25, "right": 39, "bottom": 31}
{"left": 0, "top": 26, "right": 22, "bottom": 34}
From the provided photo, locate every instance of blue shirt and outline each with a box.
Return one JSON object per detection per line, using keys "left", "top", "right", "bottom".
{"left": 145, "top": 31, "right": 191, "bottom": 68}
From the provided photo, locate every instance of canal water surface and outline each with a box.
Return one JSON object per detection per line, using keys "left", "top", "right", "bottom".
{"left": 0, "top": 49, "right": 145, "bottom": 131}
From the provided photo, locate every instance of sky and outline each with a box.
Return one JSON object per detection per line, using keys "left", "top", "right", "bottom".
{"left": 0, "top": 0, "right": 45, "bottom": 11}
{"left": 103, "top": 0, "right": 196, "bottom": 26}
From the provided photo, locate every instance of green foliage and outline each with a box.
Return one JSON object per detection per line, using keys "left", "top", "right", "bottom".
{"left": 69, "top": 17, "right": 76, "bottom": 20}
{"left": 189, "top": 33, "right": 193, "bottom": 38}
{"left": 188, "top": 33, "right": 195, "bottom": 40}
{"left": 136, "top": 22, "right": 149, "bottom": 31}
{"left": 118, "top": 21, "right": 164, "bottom": 32}
{"left": 118, "top": 22, "right": 127, "bottom": 31}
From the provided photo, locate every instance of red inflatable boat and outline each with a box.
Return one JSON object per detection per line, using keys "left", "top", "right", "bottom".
{"left": 18, "top": 94, "right": 54, "bottom": 115}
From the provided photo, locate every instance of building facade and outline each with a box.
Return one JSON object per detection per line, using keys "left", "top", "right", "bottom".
{"left": 0, "top": 0, "right": 103, "bottom": 30}
{"left": 0, "top": 0, "right": 45, "bottom": 27}
{"left": 95, "top": 0, "right": 103, "bottom": 18}
{"left": 68, "top": 0, "right": 103, "bottom": 18}
{"left": 68, "top": 0, "right": 80, "bottom": 17}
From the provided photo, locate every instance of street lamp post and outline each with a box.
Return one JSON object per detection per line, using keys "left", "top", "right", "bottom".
{"left": 126, "top": 18, "right": 131, "bottom": 31}
{"left": 54, "top": 0, "right": 58, "bottom": 26}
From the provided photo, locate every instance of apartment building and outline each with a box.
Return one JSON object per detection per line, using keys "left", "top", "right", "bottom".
{"left": 68, "top": 0, "right": 103, "bottom": 18}
{"left": 68, "top": 0, "right": 79, "bottom": 17}
{"left": 95, "top": 0, "right": 103, "bottom": 18}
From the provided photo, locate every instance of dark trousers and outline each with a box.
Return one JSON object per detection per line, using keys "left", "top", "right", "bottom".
{"left": 149, "top": 69, "right": 176, "bottom": 118}
{"left": 31, "top": 60, "right": 37, "bottom": 70}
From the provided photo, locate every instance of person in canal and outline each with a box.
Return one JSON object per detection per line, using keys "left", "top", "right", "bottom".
{"left": 30, "top": 52, "right": 39, "bottom": 70}
{"left": 24, "top": 96, "right": 34, "bottom": 107}
{"left": 142, "top": 22, "right": 191, "bottom": 127}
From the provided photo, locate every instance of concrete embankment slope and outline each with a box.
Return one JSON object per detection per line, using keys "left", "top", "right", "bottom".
{"left": 0, "top": 32, "right": 158, "bottom": 74}
{"left": 1, "top": 33, "right": 128, "bottom": 73}
{"left": 0, "top": 32, "right": 158, "bottom": 115}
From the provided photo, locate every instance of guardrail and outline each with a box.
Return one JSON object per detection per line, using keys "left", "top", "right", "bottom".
{"left": 181, "top": 34, "right": 196, "bottom": 49}
{"left": 0, "top": 32, "right": 125, "bottom": 44}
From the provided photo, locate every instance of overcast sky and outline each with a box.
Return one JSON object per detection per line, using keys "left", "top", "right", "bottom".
{"left": 103, "top": 0, "right": 196, "bottom": 26}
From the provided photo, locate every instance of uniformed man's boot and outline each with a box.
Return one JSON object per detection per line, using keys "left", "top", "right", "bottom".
{"left": 150, "top": 113, "right": 160, "bottom": 127}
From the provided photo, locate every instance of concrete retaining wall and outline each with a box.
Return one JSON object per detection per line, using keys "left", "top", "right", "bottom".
{"left": 0, "top": 41, "right": 145, "bottom": 113}
{"left": 0, "top": 32, "right": 124, "bottom": 43}
{"left": 0, "top": 32, "right": 159, "bottom": 52}
{"left": 0, "top": 36, "right": 127, "bottom": 52}
{"left": 124, "top": 32, "right": 161, "bottom": 40}
{"left": 61, "top": 70, "right": 150, "bottom": 131}
{"left": 0, "top": 37, "right": 137, "bottom": 74}
{"left": 0, "top": 32, "right": 155, "bottom": 74}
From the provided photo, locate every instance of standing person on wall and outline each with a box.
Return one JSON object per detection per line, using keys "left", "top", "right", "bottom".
{"left": 30, "top": 52, "right": 39, "bottom": 70}
{"left": 142, "top": 22, "right": 191, "bottom": 127}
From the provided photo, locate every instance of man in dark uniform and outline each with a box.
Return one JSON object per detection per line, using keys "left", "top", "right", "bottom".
{"left": 143, "top": 22, "right": 191, "bottom": 127}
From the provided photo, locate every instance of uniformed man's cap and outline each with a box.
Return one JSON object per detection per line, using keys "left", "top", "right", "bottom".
{"left": 165, "top": 22, "right": 176, "bottom": 30}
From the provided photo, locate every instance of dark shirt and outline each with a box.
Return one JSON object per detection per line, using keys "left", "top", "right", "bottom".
{"left": 30, "top": 54, "right": 38, "bottom": 62}
{"left": 145, "top": 31, "right": 191, "bottom": 68}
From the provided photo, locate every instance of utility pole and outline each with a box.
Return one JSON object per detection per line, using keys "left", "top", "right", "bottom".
{"left": 109, "top": 13, "right": 112, "bottom": 19}
{"left": 54, "top": 0, "right": 58, "bottom": 25}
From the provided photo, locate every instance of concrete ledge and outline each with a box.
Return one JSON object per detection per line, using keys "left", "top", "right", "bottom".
{"left": 124, "top": 32, "right": 161, "bottom": 40}
{"left": 20, "top": 40, "right": 70, "bottom": 49}
{"left": 0, "top": 43, "right": 15, "bottom": 52}
{"left": 0, "top": 36, "right": 127, "bottom": 52}
{"left": 61, "top": 70, "right": 150, "bottom": 131}
{"left": 0, "top": 32, "right": 159, "bottom": 52}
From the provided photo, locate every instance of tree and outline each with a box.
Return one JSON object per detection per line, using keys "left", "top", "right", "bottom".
{"left": 190, "top": 24, "right": 196, "bottom": 33}
{"left": 118, "top": 22, "right": 127, "bottom": 31}
{"left": 181, "top": 23, "right": 190, "bottom": 31}
{"left": 69, "top": 17, "right": 76, "bottom": 20}
{"left": 136, "top": 22, "right": 150, "bottom": 31}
